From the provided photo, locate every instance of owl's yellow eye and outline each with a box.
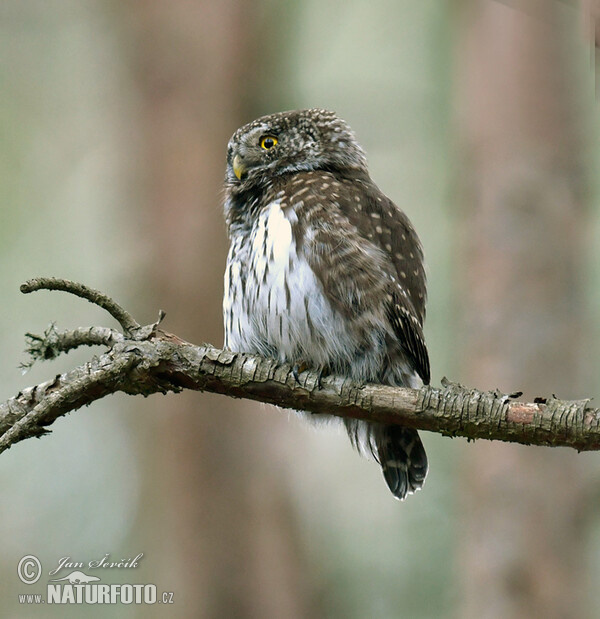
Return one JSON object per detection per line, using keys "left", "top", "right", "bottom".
{"left": 260, "top": 136, "right": 278, "bottom": 150}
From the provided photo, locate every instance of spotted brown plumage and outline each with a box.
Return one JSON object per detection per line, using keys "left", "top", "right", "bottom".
{"left": 223, "top": 109, "right": 429, "bottom": 499}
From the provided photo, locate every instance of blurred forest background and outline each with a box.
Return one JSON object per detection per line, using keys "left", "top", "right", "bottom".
{"left": 1, "top": 1, "right": 599, "bottom": 618}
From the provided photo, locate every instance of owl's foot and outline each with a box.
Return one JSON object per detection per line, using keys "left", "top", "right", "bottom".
{"left": 292, "top": 361, "right": 309, "bottom": 385}
{"left": 292, "top": 362, "right": 330, "bottom": 388}
{"left": 315, "top": 364, "right": 330, "bottom": 389}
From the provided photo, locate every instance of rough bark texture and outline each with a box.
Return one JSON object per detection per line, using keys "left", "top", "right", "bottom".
{"left": 3, "top": 293, "right": 600, "bottom": 456}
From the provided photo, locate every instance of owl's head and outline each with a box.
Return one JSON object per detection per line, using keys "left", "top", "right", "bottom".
{"left": 225, "top": 109, "right": 368, "bottom": 188}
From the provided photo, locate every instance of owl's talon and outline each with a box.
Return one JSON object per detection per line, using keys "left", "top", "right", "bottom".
{"left": 316, "top": 365, "right": 330, "bottom": 390}
{"left": 292, "top": 361, "right": 310, "bottom": 385}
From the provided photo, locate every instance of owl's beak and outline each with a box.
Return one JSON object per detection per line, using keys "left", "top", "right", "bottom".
{"left": 232, "top": 154, "right": 246, "bottom": 180}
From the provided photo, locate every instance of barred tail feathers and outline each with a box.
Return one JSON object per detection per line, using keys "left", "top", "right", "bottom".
{"left": 344, "top": 419, "right": 428, "bottom": 500}
{"left": 375, "top": 425, "right": 428, "bottom": 500}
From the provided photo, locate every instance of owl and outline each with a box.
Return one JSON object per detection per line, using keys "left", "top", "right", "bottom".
{"left": 222, "top": 109, "right": 429, "bottom": 500}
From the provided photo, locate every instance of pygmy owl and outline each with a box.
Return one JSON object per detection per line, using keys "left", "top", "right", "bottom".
{"left": 222, "top": 109, "right": 429, "bottom": 500}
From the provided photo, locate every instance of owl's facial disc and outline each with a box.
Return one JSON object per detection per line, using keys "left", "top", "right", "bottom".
{"left": 226, "top": 109, "right": 368, "bottom": 189}
{"left": 228, "top": 124, "right": 278, "bottom": 182}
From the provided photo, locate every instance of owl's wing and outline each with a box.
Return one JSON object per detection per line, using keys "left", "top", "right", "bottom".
{"left": 385, "top": 296, "right": 430, "bottom": 385}
{"left": 294, "top": 172, "right": 430, "bottom": 384}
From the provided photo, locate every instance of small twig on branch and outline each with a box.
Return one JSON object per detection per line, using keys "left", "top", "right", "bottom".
{"left": 21, "top": 324, "right": 123, "bottom": 370}
{"left": 1, "top": 279, "right": 599, "bottom": 456}
{"left": 21, "top": 278, "right": 141, "bottom": 335}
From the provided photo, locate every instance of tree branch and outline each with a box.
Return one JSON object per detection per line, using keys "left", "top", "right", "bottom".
{"left": 21, "top": 278, "right": 141, "bottom": 335}
{"left": 2, "top": 279, "right": 599, "bottom": 455}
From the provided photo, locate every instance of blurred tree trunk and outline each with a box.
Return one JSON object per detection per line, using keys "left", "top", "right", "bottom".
{"left": 124, "top": 2, "right": 311, "bottom": 617}
{"left": 455, "top": 2, "right": 591, "bottom": 618}
{"left": 583, "top": 0, "right": 600, "bottom": 94}
{"left": 583, "top": 0, "right": 600, "bottom": 48}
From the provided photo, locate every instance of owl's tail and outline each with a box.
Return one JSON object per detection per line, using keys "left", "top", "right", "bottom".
{"left": 343, "top": 420, "right": 428, "bottom": 500}
{"left": 375, "top": 425, "right": 428, "bottom": 500}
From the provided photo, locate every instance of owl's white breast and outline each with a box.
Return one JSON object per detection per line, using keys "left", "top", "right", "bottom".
{"left": 249, "top": 198, "right": 297, "bottom": 294}
{"left": 224, "top": 197, "right": 364, "bottom": 369}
